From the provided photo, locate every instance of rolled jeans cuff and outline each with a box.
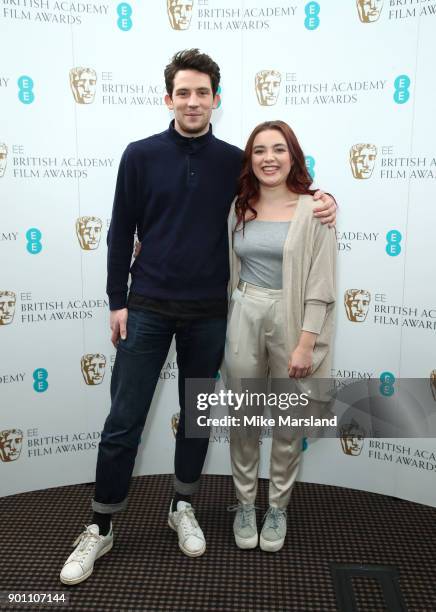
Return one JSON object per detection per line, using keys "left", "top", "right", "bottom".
{"left": 173, "top": 475, "right": 200, "bottom": 495}
{"left": 92, "top": 498, "right": 127, "bottom": 514}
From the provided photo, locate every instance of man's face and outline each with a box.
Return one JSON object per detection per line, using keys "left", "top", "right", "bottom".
{"left": 256, "top": 71, "right": 281, "bottom": 106}
{"left": 165, "top": 70, "right": 217, "bottom": 137}
{"left": 82, "top": 354, "right": 106, "bottom": 385}
{"left": 345, "top": 290, "right": 370, "bottom": 322}
{"left": 357, "top": 0, "right": 383, "bottom": 23}
{"left": 0, "top": 292, "right": 16, "bottom": 325}
{"left": 77, "top": 218, "right": 102, "bottom": 250}
{"left": 0, "top": 430, "right": 23, "bottom": 462}
{"left": 71, "top": 69, "right": 97, "bottom": 104}
{"left": 167, "top": 0, "right": 193, "bottom": 30}
{"left": 0, "top": 144, "right": 7, "bottom": 177}
{"left": 350, "top": 145, "right": 377, "bottom": 179}
{"left": 341, "top": 434, "right": 364, "bottom": 456}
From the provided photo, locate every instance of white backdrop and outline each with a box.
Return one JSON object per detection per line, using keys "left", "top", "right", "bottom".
{"left": 1, "top": 1, "right": 436, "bottom": 506}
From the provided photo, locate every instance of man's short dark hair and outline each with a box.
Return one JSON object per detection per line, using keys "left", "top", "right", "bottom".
{"left": 164, "top": 49, "right": 220, "bottom": 97}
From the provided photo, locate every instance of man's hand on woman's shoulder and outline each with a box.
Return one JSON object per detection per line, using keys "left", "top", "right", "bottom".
{"left": 312, "top": 190, "right": 337, "bottom": 227}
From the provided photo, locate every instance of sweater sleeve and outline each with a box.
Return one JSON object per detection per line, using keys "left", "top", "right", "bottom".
{"left": 106, "top": 145, "right": 138, "bottom": 310}
{"left": 302, "top": 222, "right": 336, "bottom": 334}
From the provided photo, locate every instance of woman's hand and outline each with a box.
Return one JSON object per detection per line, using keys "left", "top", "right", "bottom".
{"left": 288, "top": 345, "right": 313, "bottom": 378}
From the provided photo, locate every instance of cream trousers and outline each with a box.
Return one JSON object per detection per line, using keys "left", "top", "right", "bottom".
{"left": 224, "top": 282, "right": 301, "bottom": 509}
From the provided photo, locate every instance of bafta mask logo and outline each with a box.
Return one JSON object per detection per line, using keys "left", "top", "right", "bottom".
{"left": 171, "top": 412, "right": 180, "bottom": 437}
{"left": 431, "top": 370, "right": 436, "bottom": 401}
{"left": 76, "top": 216, "right": 102, "bottom": 250}
{"left": 167, "top": 0, "right": 193, "bottom": 30}
{"left": 0, "top": 429, "right": 23, "bottom": 462}
{"left": 255, "top": 70, "right": 282, "bottom": 106}
{"left": 0, "top": 143, "right": 7, "bottom": 178}
{"left": 344, "top": 289, "right": 371, "bottom": 323}
{"left": 356, "top": 0, "right": 383, "bottom": 23}
{"left": 349, "top": 143, "right": 377, "bottom": 179}
{"left": 0, "top": 291, "right": 16, "bottom": 326}
{"left": 81, "top": 353, "right": 106, "bottom": 385}
{"left": 70, "top": 67, "right": 97, "bottom": 104}
{"left": 340, "top": 421, "right": 365, "bottom": 456}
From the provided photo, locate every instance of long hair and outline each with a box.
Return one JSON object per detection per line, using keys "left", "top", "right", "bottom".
{"left": 235, "top": 121, "right": 315, "bottom": 230}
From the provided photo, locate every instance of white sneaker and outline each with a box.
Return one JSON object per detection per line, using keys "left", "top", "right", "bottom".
{"left": 230, "top": 503, "right": 258, "bottom": 550}
{"left": 168, "top": 500, "right": 206, "bottom": 557}
{"left": 60, "top": 524, "right": 113, "bottom": 585}
{"left": 260, "top": 507, "right": 287, "bottom": 553}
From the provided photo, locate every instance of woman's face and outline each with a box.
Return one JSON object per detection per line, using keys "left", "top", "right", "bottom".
{"left": 251, "top": 129, "right": 292, "bottom": 188}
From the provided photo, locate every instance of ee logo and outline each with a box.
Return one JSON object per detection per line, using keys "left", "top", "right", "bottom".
{"left": 33, "top": 368, "right": 48, "bottom": 393}
{"left": 386, "top": 230, "right": 402, "bottom": 257}
{"left": 379, "top": 371, "right": 395, "bottom": 397}
{"left": 393, "top": 75, "right": 410, "bottom": 104}
{"left": 305, "top": 2, "right": 320, "bottom": 30}
{"left": 18, "top": 76, "right": 34, "bottom": 104}
{"left": 305, "top": 156, "right": 315, "bottom": 179}
{"left": 117, "top": 3, "right": 132, "bottom": 31}
{"left": 216, "top": 85, "right": 222, "bottom": 109}
{"left": 26, "top": 228, "right": 42, "bottom": 254}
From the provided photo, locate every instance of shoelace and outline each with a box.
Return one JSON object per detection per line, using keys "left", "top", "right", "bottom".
{"left": 263, "top": 508, "right": 286, "bottom": 532}
{"left": 71, "top": 526, "right": 101, "bottom": 562}
{"left": 227, "top": 504, "right": 258, "bottom": 528}
{"left": 178, "top": 507, "right": 200, "bottom": 538}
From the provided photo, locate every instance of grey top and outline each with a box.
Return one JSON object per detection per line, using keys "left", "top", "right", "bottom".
{"left": 233, "top": 220, "right": 291, "bottom": 289}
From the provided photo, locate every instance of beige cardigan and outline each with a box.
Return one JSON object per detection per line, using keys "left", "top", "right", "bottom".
{"left": 227, "top": 194, "right": 336, "bottom": 379}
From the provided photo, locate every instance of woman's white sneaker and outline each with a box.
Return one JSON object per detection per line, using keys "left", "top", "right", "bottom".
{"left": 168, "top": 501, "right": 206, "bottom": 557}
{"left": 60, "top": 524, "right": 113, "bottom": 585}
{"left": 230, "top": 503, "right": 258, "bottom": 549}
{"left": 259, "top": 507, "right": 287, "bottom": 552}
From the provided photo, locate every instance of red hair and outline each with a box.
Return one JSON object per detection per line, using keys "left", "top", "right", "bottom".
{"left": 235, "top": 121, "right": 315, "bottom": 230}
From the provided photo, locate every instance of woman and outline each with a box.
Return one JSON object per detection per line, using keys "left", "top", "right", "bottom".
{"left": 225, "top": 120, "right": 336, "bottom": 552}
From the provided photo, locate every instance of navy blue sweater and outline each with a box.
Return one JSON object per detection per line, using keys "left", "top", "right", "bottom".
{"left": 107, "top": 122, "right": 243, "bottom": 310}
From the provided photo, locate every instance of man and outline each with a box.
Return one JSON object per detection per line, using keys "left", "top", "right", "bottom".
{"left": 60, "top": 49, "right": 336, "bottom": 585}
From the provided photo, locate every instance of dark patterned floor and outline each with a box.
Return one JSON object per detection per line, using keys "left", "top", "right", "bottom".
{"left": 1, "top": 475, "right": 435, "bottom": 611}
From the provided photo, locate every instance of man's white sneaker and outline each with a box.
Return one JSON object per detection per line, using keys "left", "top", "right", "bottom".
{"left": 60, "top": 524, "right": 113, "bottom": 585}
{"left": 168, "top": 500, "right": 206, "bottom": 557}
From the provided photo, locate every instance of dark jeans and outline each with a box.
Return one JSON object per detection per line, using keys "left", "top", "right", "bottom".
{"left": 93, "top": 308, "right": 226, "bottom": 513}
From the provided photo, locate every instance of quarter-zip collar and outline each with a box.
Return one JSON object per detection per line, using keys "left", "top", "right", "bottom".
{"left": 167, "top": 120, "right": 213, "bottom": 151}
